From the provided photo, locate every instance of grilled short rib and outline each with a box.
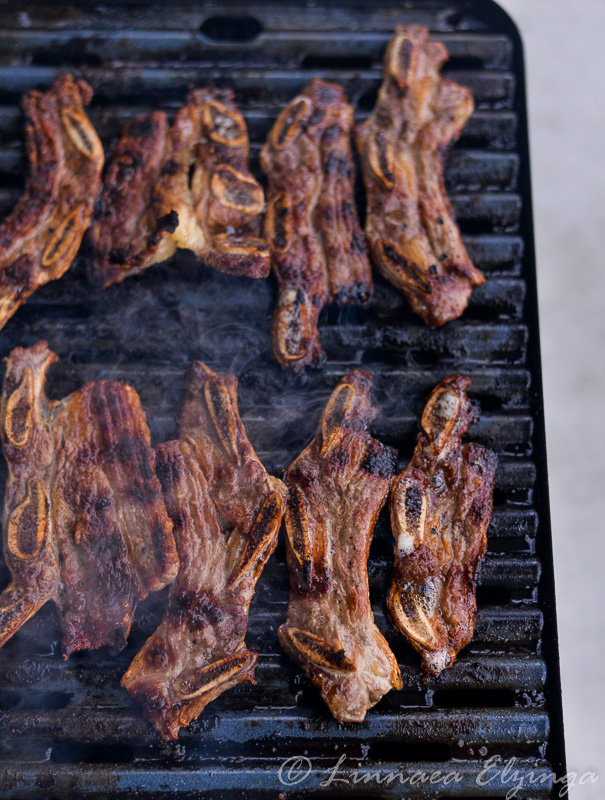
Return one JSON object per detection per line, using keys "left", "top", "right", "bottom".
{"left": 89, "top": 87, "right": 269, "bottom": 288}
{"left": 0, "top": 341, "right": 178, "bottom": 655}
{"left": 279, "top": 370, "right": 402, "bottom": 721}
{"left": 261, "top": 80, "right": 372, "bottom": 372}
{"left": 388, "top": 375, "right": 497, "bottom": 676}
{"left": 0, "top": 75, "right": 103, "bottom": 330}
{"left": 122, "top": 362, "right": 286, "bottom": 740}
{"left": 356, "top": 26, "right": 485, "bottom": 325}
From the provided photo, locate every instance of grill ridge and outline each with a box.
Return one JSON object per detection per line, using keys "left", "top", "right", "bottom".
{"left": 0, "top": 1, "right": 565, "bottom": 797}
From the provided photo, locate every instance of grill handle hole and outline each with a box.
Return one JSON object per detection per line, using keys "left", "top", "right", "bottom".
{"left": 200, "top": 15, "right": 263, "bottom": 43}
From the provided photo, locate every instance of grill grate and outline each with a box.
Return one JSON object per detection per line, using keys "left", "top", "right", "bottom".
{"left": 0, "top": 2, "right": 565, "bottom": 798}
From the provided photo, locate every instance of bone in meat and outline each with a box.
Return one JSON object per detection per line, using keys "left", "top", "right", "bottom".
{"left": 0, "top": 75, "right": 104, "bottom": 330}
{"left": 278, "top": 370, "right": 402, "bottom": 721}
{"left": 356, "top": 26, "right": 484, "bottom": 325}
{"left": 0, "top": 341, "right": 178, "bottom": 656}
{"left": 88, "top": 87, "right": 269, "bottom": 287}
{"left": 122, "top": 362, "right": 286, "bottom": 740}
{"left": 388, "top": 374, "right": 497, "bottom": 676}
{"left": 261, "top": 80, "right": 372, "bottom": 372}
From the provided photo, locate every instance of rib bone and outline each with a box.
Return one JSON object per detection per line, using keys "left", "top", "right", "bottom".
{"left": 261, "top": 80, "right": 372, "bottom": 371}
{"left": 357, "top": 26, "right": 485, "bottom": 325}
{"left": 0, "top": 76, "right": 103, "bottom": 330}
{"left": 387, "top": 375, "right": 497, "bottom": 675}
{"left": 279, "top": 370, "right": 402, "bottom": 722}
{"left": 0, "top": 341, "right": 178, "bottom": 655}
{"left": 122, "top": 362, "right": 286, "bottom": 740}
{"left": 89, "top": 87, "right": 269, "bottom": 287}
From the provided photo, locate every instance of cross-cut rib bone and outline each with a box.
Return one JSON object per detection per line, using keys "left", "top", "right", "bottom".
{"left": 88, "top": 86, "right": 269, "bottom": 288}
{"left": 388, "top": 375, "right": 497, "bottom": 676}
{"left": 261, "top": 80, "right": 372, "bottom": 372}
{"left": 279, "top": 370, "right": 402, "bottom": 721}
{"left": 0, "top": 341, "right": 178, "bottom": 656}
{"left": 356, "top": 26, "right": 485, "bottom": 325}
{"left": 0, "top": 75, "right": 103, "bottom": 330}
{"left": 122, "top": 362, "right": 286, "bottom": 740}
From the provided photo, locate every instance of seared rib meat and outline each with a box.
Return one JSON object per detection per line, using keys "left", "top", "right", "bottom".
{"left": 89, "top": 87, "right": 269, "bottom": 288}
{"left": 279, "top": 371, "right": 402, "bottom": 721}
{"left": 356, "top": 26, "right": 485, "bottom": 325}
{"left": 122, "top": 362, "right": 286, "bottom": 740}
{"left": 0, "top": 341, "right": 178, "bottom": 655}
{"left": 0, "top": 75, "right": 103, "bottom": 330}
{"left": 261, "top": 80, "right": 372, "bottom": 372}
{"left": 388, "top": 375, "right": 497, "bottom": 676}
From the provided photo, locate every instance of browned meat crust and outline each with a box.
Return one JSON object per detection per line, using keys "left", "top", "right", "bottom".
{"left": 88, "top": 87, "right": 269, "bottom": 288}
{"left": 278, "top": 370, "right": 402, "bottom": 721}
{"left": 387, "top": 375, "right": 497, "bottom": 676}
{"left": 0, "top": 75, "right": 104, "bottom": 330}
{"left": 122, "top": 362, "right": 286, "bottom": 740}
{"left": 0, "top": 341, "right": 178, "bottom": 656}
{"left": 261, "top": 80, "right": 372, "bottom": 372}
{"left": 356, "top": 26, "right": 485, "bottom": 325}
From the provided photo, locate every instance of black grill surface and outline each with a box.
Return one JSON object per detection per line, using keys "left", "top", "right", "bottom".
{"left": 0, "top": 2, "right": 566, "bottom": 798}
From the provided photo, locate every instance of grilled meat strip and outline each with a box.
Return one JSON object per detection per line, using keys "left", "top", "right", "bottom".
{"left": 0, "top": 341, "right": 178, "bottom": 655}
{"left": 279, "top": 370, "right": 402, "bottom": 721}
{"left": 356, "top": 26, "right": 485, "bottom": 325}
{"left": 122, "top": 362, "right": 286, "bottom": 740}
{"left": 388, "top": 375, "right": 497, "bottom": 676}
{"left": 89, "top": 87, "right": 269, "bottom": 288}
{"left": 261, "top": 80, "right": 372, "bottom": 372}
{"left": 0, "top": 75, "right": 103, "bottom": 330}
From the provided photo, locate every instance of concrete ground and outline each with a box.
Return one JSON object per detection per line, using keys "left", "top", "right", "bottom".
{"left": 498, "top": 1, "right": 605, "bottom": 795}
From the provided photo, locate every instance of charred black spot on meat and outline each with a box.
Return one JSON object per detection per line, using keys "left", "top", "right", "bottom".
{"left": 129, "top": 118, "right": 156, "bottom": 139}
{"left": 1, "top": 254, "right": 36, "bottom": 293}
{"left": 109, "top": 247, "right": 130, "bottom": 264}
{"left": 156, "top": 211, "right": 179, "bottom": 234}
{"left": 147, "top": 210, "right": 179, "bottom": 248}
{"left": 363, "top": 443, "right": 397, "bottom": 479}
{"left": 161, "top": 160, "right": 180, "bottom": 177}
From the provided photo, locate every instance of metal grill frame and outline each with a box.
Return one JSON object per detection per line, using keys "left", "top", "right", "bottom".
{"left": 0, "top": 1, "right": 566, "bottom": 797}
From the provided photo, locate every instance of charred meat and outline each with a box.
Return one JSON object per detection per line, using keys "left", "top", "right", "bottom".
{"left": 0, "top": 341, "right": 178, "bottom": 656}
{"left": 0, "top": 75, "right": 104, "bottom": 330}
{"left": 89, "top": 86, "right": 269, "bottom": 288}
{"left": 388, "top": 375, "right": 497, "bottom": 676}
{"left": 279, "top": 370, "right": 402, "bottom": 721}
{"left": 356, "top": 26, "right": 485, "bottom": 325}
{"left": 122, "top": 362, "right": 286, "bottom": 740}
{"left": 261, "top": 80, "right": 372, "bottom": 372}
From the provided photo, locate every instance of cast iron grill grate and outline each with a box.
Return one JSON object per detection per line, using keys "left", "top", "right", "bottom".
{"left": 0, "top": 1, "right": 565, "bottom": 798}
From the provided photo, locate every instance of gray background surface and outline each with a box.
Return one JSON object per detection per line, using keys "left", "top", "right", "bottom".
{"left": 498, "top": 1, "right": 604, "bottom": 794}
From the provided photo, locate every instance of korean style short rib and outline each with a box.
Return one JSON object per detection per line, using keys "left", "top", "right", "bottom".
{"left": 122, "top": 362, "right": 286, "bottom": 740}
{"left": 0, "top": 75, "right": 103, "bottom": 331}
{"left": 388, "top": 375, "right": 497, "bottom": 675}
{"left": 279, "top": 370, "right": 402, "bottom": 721}
{"left": 0, "top": 341, "right": 178, "bottom": 656}
{"left": 357, "top": 26, "right": 485, "bottom": 325}
{"left": 89, "top": 86, "right": 269, "bottom": 287}
{"left": 261, "top": 80, "right": 372, "bottom": 371}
